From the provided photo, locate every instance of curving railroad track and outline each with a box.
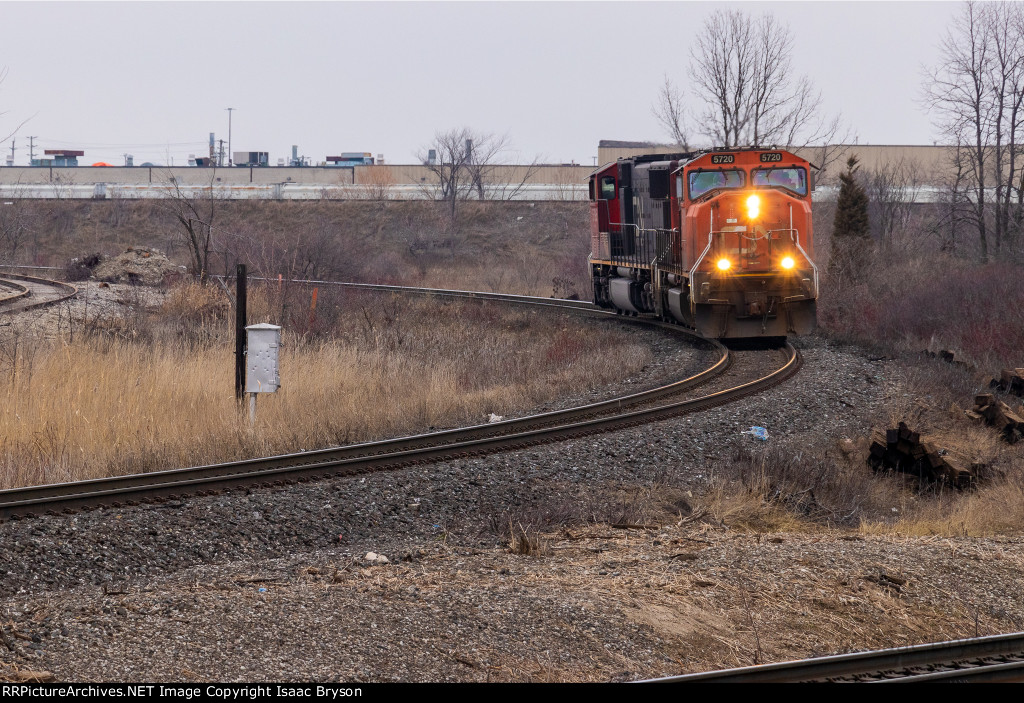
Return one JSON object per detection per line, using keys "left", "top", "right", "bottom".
{"left": 0, "top": 284, "right": 800, "bottom": 521}
{"left": 0, "top": 273, "right": 77, "bottom": 314}
{"left": 641, "top": 631, "right": 1024, "bottom": 682}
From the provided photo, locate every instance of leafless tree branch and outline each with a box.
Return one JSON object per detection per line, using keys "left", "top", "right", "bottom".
{"left": 652, "top": 76, "right": 690, "bottom": 149}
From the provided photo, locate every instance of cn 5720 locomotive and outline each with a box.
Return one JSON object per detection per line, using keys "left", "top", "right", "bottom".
{"left": 588, "top": 148, "right": 818, "bottom": 338}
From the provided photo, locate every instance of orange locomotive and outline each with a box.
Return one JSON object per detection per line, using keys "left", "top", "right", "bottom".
{"left": 588, "top": 147, "right": 818, "bottom": 338}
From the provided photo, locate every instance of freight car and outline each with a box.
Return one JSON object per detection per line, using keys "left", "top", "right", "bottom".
{"left": 588, "top": 147, "right": 817, "bottom": 338}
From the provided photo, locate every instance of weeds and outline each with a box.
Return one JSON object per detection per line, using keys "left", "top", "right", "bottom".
{"left": 703, "top": 447, "right": 887, "bottom": 530}
{"left": 0, "top": 286, "right": 650, "bottom": 489}
{"left": 507, "top": 520, "right": 548, "bottom": 556}
{"left": 2, "top": 200, "right": 594, "bottom": 299}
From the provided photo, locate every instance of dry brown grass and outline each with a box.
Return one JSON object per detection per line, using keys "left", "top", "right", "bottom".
{"left": 697, "top": 433, "right": 1024, "bottom": 537}
{"left": 860, "top": 478, "right": 1024, "bottom": 537}
{"left": 0, "top": 285, "right": 651, "bottom": 489}
{"left": 7, "top": 200, "right": 594, "bottom": 300}
{"left": 507, "top": 521, "right": 549, "bottom": 556}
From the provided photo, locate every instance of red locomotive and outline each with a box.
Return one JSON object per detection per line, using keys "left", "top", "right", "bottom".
{"left": 588, "top": 148, "right": 817, "bottom": 338}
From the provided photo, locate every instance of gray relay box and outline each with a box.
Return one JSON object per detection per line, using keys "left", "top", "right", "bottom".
{"left": 246, "top": 323, "right": 281, "bottom": 393}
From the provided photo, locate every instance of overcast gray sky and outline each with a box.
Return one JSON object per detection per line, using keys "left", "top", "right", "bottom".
{"left": 0, "top": 1, "right": 960, "bottom": 166}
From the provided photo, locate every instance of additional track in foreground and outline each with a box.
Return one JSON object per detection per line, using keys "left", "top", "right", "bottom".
{"left": 0, "top": 286, "right": 798, "bottom": 521}
{"left": 641, "top": 632, "right": 1024, "bottom": 682}
{"left": 0, "top": 273, "right": 77, "bottom": 313}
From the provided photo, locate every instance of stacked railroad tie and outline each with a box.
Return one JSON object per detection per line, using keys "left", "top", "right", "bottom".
{"left": 966, "top": 393, "right": 1024, "bottom": 444}
{"left": 922, "top": 349, "right": 973, "bottom": 370}
{"left": 868, "top": 422, "right": 977, "bottom": 488}
{"left": 988, "top": 368, "right": 1024, "bottom": 397}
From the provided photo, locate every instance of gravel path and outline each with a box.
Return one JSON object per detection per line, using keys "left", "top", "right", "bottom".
{"left": 2, "top": 322, "right": 1019, "bottom": 682}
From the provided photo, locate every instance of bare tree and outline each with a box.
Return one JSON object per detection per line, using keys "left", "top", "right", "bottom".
{"left": 418, "top": 128, "right": 473, "bottom": 220}
{"left": 925, "top": 1, "right": 1024, "bottom": 260}
{"left": 988, "top": 1, "right": 1024, "bottom": 253}
{"left": 652, "top": 75, "right": 690, "bottom": 149}
{"left": 418, "top": 128, "right": 538, "bottom": 219}
{"left": 934, "top": 137, "right": 976, "bottom": 255}
{"left": 0, "top": 197, "right": 32, "bottom": 263}
{"left": 357, "top": 165, "right": 397, "bottom": 201}
{"left": 487, "top": 158, "right": 544, "bottom": 201}
{"left": 866, "top": 157, "right": 922, "bottom": 249}
{"left": 690, "top": 10, "right": 839, "bottom": 149}
{"left": 463, "top": 132, "right": 508, "bottom": 200}
{"left": 160, "top": 167, "right": 223, "bottom": 283}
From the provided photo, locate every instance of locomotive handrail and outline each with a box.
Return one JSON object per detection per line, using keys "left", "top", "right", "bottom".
{"left": 791, "top": 234, "right": 819, "bottom": 298}
{"left": 689, "top": 230, "right": 718, "bottom": 284}
{"left": 769, "top": 215, "right": 819, "bottom": 298}
{"left": 607, "top": 222, "right": 678, "bottom": 237}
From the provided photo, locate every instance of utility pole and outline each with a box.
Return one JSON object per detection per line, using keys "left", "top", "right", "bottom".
{"left": 235, "top": 263, "right": 247, "bottom": 401}
{"left": 226, "top": 107, "right": 235, "bottom": 167}
{"left": 27, "top": 136, "right": 37, "bottom": 164}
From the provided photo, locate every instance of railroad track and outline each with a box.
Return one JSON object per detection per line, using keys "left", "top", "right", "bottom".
{"left": 0, "top": 284, "right": 800, "bottom": 521}
{"left": 641, "top": 631, "right": 1024, "bottom": 682}
{"left": 0, "top": 273, "right": 77, "bottom": 314}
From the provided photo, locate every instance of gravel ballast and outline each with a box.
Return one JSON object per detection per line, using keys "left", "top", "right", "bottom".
{"left": 2, "top": 310, "right": 1021, "bottom": 682}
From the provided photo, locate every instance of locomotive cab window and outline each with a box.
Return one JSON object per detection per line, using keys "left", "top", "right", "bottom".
{"left": 688, "top": 169, "right": 745, "bottom": 199}
{"left": 752, "top": 167, "right": 808, "bottom": 196}
{"left": 598, "top": 176, "right": 617, "bottom": 200}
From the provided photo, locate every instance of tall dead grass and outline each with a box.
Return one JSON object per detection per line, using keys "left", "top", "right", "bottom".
{"left": 10, "top": 200, "right": 594, "bottom": 300}
{"left": 860, "top": 477, "right": 1024, "bottom": 536}
{"left": 697, "top": 436, "right": 1024, "bottom": 536}
{"left": 0, "top": 287, "right": 651, "bottom": 489}
{"left": 820, "top": 252, "right": 1024, "bottom": 371}
{"left": 699, "top": 447, "right": 901, "bottom": 532}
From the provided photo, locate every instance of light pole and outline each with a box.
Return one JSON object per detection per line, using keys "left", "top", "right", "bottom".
{"left": 226, "top": 107, "right": 235, "bottom": 166}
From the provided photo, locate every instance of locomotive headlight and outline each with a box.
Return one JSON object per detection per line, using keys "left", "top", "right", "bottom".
{"left": 746, "top": 194, "right": 760, "bottom": 219}
{"left": 780, "top": 256, "right": 795, "bottom": 270}
{"left": 716, "top": 258, "right": 731, "bottom": 271}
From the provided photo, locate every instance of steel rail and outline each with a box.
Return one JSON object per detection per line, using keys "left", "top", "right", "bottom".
{"left": 0, "top": 278, "right": 30, "bottom": 304}
{"left": 639, "top": 631, "right": 1024, "bottom": 683}
{"left": 0, "top": 273, "right": 77, "bottom": 313}
{"left": 0, "top": 343, "right": 795, "bottom": 520}
{"left": 0, "top": 288, "right": 721, "bottom": 504}
{"left": 0, "top": 286, "right": 799, "bottom": 520}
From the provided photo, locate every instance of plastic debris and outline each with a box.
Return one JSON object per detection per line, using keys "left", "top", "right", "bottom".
{"left": 258, "top": 587, "right": 267, "bottom": 593}
{"left": 743, "top": 426, "right": 769, "bottom": 441}
{"left": 488, "top": 413, "right": 504, "bottom": 423}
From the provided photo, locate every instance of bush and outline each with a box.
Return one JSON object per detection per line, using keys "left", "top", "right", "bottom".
{"left": 64, "top": 253, "right": 103, "bottom": 281}
{"left": 819, "top": 253, "right": 1024, "bottom": 369}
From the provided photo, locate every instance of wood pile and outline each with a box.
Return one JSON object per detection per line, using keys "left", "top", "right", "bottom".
{"left": 966, "top": 393, "right": 1024, "bottom": 444}
{"left": 923, "top": 349, "right": 972, "bottom": 369}
{"left": 988, "top": 368, "right": 1024, "bottom": 397}
{"left": 868, "top": 422, "right": 976, "bottom": 488}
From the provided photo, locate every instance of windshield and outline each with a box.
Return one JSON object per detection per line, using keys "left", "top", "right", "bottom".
{"left": 688, "top": 169, "right": 745, "bottom": 199}
{"left": 752, "top": 167, "right": 808, "bottom": 196}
